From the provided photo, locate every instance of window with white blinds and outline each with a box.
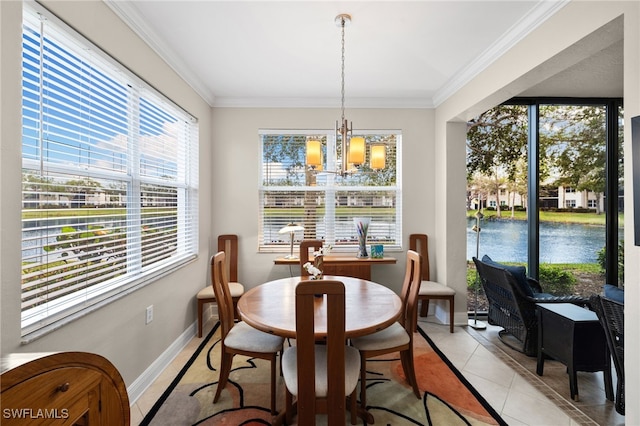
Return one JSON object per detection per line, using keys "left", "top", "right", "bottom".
{"left": 21, "top": 4, "right": 199, "bottom": 335}
{"left": 259, "top": 130, "right": 401, "bottom": 253}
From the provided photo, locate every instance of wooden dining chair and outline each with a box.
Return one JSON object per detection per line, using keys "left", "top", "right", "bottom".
{"left": 210, "top": 251, "right": 284, "bottom": 414}
{"left": 409, "top": 233, "right": 455, "bottom": 333}
{"left": 350, "top": 250, "right": 422, "bottom": 422}
{"left": 281, "top": 280, "right": 360, "bottom": 425}
{"left": 197, "top": 234, "right": 245, "bottom": 337}
{"left": 299, "top": 239, "right": 324, "bottom": 277}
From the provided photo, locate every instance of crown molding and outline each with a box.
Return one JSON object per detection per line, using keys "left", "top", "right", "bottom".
{"left": 211, "top": 97, "right": 434, "bottom": 109}
{"left": 432, "top": 0, "right": 570, "bottom": 107}
{"left": 106, "top": 0, "right": 567, "bottom": 110}
{"left": 104, "top": 0, "right": 216, "bottom": 107}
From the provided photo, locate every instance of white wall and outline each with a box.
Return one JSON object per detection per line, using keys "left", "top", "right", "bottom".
{"left": 433, "top": 1, "right": 639, "bottom": 423}
{"left": 623, "top": 4, "right": 640, "bottom": 425}
{"left": 0, "top": 0, "right": 213, "bottom": 392}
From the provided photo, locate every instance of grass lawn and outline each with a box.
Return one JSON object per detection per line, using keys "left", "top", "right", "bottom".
{"left": 467, "top": 209, "right": 623, "bottom": 226}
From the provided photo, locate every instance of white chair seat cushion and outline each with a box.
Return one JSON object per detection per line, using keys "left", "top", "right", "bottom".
{"left": 419, "top": 280, "right": 455, "bottom": 296}
{"left": 224, "top": 321, "right": 284, "bottom": 353}
{"left": 197, "top": 282, "right": 245, "bottom": 299}
{"left": 281, "top": 344, "right": 360, "bottom": 397}
{"left": 350, "top": 322, "right": 409, "bottom": 351}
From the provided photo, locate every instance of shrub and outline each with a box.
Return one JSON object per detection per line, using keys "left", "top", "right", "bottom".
{"left": 538, "top": 264, "right": 576, "bottom": 295}
{"left": 467, "top": 261, "right": 578, "bottom": 295}
{"left": 597, "top": 239, "right": 624, "bottom": 284}
{"left": 467, "top": 267, "right": 479, "bottom": 289}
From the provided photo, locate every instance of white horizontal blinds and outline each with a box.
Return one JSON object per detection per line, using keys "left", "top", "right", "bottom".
{"left": 258, "top": 131, "right": 401, "bottom": 252}
{"left": 333, "top": 189, "right": 399, "bottom": 244}
{"left": 259, "top": 133, "right": 323, "bottom": 249}
{"left": 136, "top": 90, "right": 197, "bottom": 268}
{"left": 20, "top": 4, "right": 198, "bottom": 334}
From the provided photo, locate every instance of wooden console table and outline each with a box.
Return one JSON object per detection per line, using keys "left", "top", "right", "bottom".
{"left": 274, "top": 256, "right": 396, "bottom": 280}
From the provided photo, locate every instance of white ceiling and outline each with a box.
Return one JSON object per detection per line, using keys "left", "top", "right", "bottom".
{"left": 106, "top": 1, "right": 623, "bottom": 108}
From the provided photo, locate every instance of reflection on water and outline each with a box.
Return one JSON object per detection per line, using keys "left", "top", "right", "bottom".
{"left": 467, "top": 217, "right": 609, "bottom": 264}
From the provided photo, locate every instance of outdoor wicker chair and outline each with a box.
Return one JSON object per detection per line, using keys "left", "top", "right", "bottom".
{"left": 590, "top": 294, "right": 625, "bottom": 415}
{"left": 473, "top": 256, "right": 589, "bottom": 356}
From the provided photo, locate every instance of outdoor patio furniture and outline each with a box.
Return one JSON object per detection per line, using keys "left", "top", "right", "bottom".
{"left": 536, "top": 303, "right": 613, "bottom": 402}
{"left": 590, "top": 293, "right": 625, "bottom": 415}
{"left": 473, "top": 256, "right": 589, "bottom": 356}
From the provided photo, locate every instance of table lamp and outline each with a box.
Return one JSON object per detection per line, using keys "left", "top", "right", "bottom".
{"left": 278, "top": 223, "right": 304, "bottom": 259}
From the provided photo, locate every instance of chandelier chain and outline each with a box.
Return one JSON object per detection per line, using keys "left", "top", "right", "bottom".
{"left": 340, "top": 16, "right": 346, "bottom": 124}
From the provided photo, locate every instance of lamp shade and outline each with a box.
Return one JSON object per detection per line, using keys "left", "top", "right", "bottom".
{"left": 370, "top": 144, "right": 386, "bottom": 170}
{"left": 306, "top": 140, "right": 322, "bottom": 168}
{"left": 278, "top": 223, "right": 304, "bottom": 234}
{"left": 348, "top": 136, "right": 365, "bottom": 165}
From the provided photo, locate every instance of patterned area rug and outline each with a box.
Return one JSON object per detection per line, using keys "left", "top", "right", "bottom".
{"left": 141, "top": 323, "right": 506, "bottom": 425}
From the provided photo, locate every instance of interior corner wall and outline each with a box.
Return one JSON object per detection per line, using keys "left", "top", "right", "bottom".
{"left": 623, "top": 3, "right": 640, "bottom": 424}
{"left": 432, "top": 119, "right": 468, "bottom": 326}
{"left": 0, "top": 0, "right": 213, "bottom": 390}
{"left": 432, "top": 1, "right": 639, "bottom": 422}
{"left": 210, "top": 107, "right": 435, "bottom": 297}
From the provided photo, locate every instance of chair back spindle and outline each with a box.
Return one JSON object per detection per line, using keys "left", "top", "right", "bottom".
{"left": 297, "top": 280, "right": 346, "bottom": 424}
{"left": 409, "top": 234, "right": 430, "bottom": 281}
{"left": 300, "top": 239, "right": 324, "bottom": 276}
{"left": 211, "top": 252, "right": 235, "bottom": 339}
{"left": 218, "top": 234, "right": 239, "bottom": 282}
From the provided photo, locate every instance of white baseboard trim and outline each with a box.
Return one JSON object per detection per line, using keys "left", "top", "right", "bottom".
{"left": 127, "top": 322, "right": 196, "bottom": 405}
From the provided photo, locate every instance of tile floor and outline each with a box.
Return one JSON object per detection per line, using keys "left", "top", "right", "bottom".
{"left": 130, "top": 316, "right": 607, "bottom": 425}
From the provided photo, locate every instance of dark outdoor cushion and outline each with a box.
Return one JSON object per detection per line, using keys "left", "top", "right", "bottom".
{"left": 481, "top": 255, "right": 534, "bottom": 297}
{"left": 604, "top": 284, "right": 624, "bottom": 304}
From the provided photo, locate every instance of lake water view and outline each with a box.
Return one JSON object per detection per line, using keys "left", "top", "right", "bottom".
{"left": 467, "top": 217, "right": 610, "bottom": 264}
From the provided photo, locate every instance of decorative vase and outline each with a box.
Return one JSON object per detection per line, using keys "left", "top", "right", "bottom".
{"left": 353, "top": 217, "right": 370, "bottom": 258}
{"left": 314, "top": 255, "right": 324, "bottom": 280}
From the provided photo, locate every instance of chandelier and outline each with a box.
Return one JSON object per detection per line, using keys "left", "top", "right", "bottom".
{"left": 305, "top": 14, "right": 386, "bottom": 176}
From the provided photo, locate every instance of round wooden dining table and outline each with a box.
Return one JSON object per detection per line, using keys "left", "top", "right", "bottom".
{"left": 236, "top": 275, "right": 402, "bottom": 339}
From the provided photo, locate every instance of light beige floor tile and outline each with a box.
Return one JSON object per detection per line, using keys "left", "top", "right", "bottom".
{"left": 502, "top": 388, "right": 573, "bottom": 426}
{"left": 501, "top": 413, "right": 528, "bottom": 426}
{"left": 510, "top": 371, "right": 551, "bottom": 402}
{"left": 462, "top": 350, "right": 516, "bottom": 387}
{"left": 461, "top": 370, "right": 510, "bottom": 413}
{"left": 130, "top": 403, "right": 143, "bottom": 426}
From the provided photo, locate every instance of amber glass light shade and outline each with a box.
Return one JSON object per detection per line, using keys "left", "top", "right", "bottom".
{"left": 306, "top": 140, "right": 322, "bottom": 167}
{"left": 370, "top": 145, "right": 386, "bottom": 170}
{"left": 348, "top": 136, "right": 365, "bottom": 165}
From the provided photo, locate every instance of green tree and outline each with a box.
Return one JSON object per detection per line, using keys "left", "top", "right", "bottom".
{"left": 540, "top": 105, "right": 607, "bottom": 213}
{"left": 467, "top": 105, "right": 529, "bottom": 216}
{"left": 262, "top": 134, "right": 308, "bottom": 186}
{"left": 467, "top": 105, "right": 529, "bottom": 180}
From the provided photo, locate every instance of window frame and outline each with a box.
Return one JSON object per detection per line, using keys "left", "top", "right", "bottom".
{"left": 258, "top": 129, "right": 402, "bottom": 253}
{"left": 20, "top": 3, "right": 199, "bottom": 338}
{"left": 509, "top": 98, "right": 623, "bottom": 283}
